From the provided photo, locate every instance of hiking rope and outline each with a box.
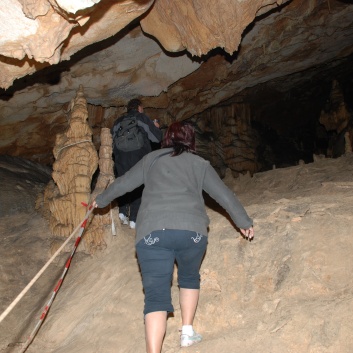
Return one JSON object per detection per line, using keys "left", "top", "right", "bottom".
{"left": 0, "top": 203, "right": 94, "bottom": 327}
{"left": 56, "top": 139, "right": 92, "bottom": 155}
{"left": 18, "top": 202, "right": 94, "bottom": 353}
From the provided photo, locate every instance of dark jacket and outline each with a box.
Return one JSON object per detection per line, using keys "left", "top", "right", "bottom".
{"left": 96, "top": 148, "right": 253, "bottom": 244}
{"left": 111, "top": 110, "right": 162, "bottom": 176}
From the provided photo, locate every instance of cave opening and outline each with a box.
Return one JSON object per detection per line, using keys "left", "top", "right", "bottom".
{"left": 192, "top": 54, "right": 353, "bottom": 175}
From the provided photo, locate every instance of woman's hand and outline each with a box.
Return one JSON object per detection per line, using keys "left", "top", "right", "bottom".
{"left": 92, "top": 200, "right": 98, "bottom": 208}
{"left": 240, "top": 226, "right": 254, "bottom": 240}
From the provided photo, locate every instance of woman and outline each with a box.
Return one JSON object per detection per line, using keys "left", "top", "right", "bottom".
{"left": 94, "top": 122, "right": 254, "bottom": 353}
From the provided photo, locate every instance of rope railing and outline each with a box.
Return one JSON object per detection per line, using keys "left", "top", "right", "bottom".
{"left": 0, "top": 203, "right": 95, "bottom": 352}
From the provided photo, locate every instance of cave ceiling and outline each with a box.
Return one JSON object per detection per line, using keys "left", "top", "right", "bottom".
{"left": 0, "top": 0, "right": 353, "bottom": 164}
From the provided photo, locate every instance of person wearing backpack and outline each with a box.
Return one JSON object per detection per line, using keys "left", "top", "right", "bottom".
{"left": 111, "top": 98, "right": 162, "bottom": 229}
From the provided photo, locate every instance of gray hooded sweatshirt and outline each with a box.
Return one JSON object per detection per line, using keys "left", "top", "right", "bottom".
{"left": 95, "top": 148, "right": 253, "bottom": 244}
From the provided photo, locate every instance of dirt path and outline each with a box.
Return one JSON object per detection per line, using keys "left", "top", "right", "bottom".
{"left": 1, "top": 154, "right": 353, "bottom": 353}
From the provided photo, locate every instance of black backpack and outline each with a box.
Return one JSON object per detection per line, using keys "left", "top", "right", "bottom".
{"left": 113, "top": 115, "right": 145, "bottom": 152}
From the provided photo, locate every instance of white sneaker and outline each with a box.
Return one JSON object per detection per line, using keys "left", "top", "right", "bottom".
{"left": 119, "top": 213, "right": 129, "bottom": 225}
{"left": 180, "top": 331, "right": 202, "bottom": 347}
{"left": 129, "top": 221, "right": 136, "bottom": 229}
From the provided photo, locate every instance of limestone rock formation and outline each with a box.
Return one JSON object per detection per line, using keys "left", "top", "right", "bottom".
{"left": 141, "top": 0, "right": 291, "bottom": 56}
{"left": 83, "top": 127, "right": 119, "bottom": 253}
{"left": 0, "top": 25, "right": 200, "bottom": 164}
{"left": 0, "top": 0, "right": 290, "bottom": 89}
{"left": 0, "top": 0, "right": 353, "bottom": 171}
{"left": 319, "top": 80, "right": 352, "bottom": 157}
{"left": 46, "top": 85, "right": 98, "bottom": 242}
{"left": 193, "top": 102, "right": 259, "bottom": 177}
{"left": 0, "top": 0, "right": 155, "bottom": 88}
{"left": 320, "top": 80, "right": 351, "bottom": 134}
{"left": 345, "top": 131, "right": 352, "bottom": 154}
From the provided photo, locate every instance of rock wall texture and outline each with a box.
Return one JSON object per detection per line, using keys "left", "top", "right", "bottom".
{"left": 193, "top": 102, "right": 259, "bottom": 177}
{"left": 0, "top": 0, "right": 291, "bottom": 89}
{"left": 0, "top": 0, "right": 155, "bottom": 88}
{"left": 0, "top": 0, "right": 353, "bottom": 169}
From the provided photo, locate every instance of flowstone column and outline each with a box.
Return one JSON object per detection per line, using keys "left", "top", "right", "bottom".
{"left": 85, "top": 127, "right": 120, "bottom": 252}
{"left": 319, "top": 80, "right": 352, "bottom": 157}
{"left": 47, "top": 85, "right": 98, "bottom": 246}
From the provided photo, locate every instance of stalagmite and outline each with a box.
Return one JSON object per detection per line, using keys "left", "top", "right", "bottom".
{"left": 319, "top": 80, "right": 350, "bottom": 133}
{"left": 345, "top": 131, "right": 352, "bottom": 153}
{"left": 319, "top": 80, "right": 352, "bottom": 158}
{"left": 84, "top": 127, "right": 120, "bottom": 252}
{"left": 45, "top": 85, "right": 98, "bottom": 247}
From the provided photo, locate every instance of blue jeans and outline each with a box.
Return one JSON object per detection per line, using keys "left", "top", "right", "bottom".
{"left": 136, "top": 229, "right": 208, "bottom": 316}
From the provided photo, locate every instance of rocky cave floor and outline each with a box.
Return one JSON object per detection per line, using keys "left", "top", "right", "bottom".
{"left": 0, "top": 154, "right": 353, "bottom": 353}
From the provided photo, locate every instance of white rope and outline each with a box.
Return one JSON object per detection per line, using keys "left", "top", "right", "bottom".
{"left": 0, "top": 206, "right": 94, "bottom": 324}
{"left": 56, "top": 139, "right": 92, "bottom": 155}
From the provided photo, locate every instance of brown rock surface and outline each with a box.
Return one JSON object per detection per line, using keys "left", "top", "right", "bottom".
{"left": 0, "top": 0, "right": 154, "bottom": 88}
{"left": 45, "top": 86, "right": 98, "bottom": 241}
{"left": 1, "top": 0, "right": 353, "bottom": 166}
{"left": 1, "top": 153, "right": 352, "bottom": 352}
{"left": 83, "top": 127, "right": 119, "bottom": 254}
{"left": 141, "top": 0, "right": 291, "bottom": 56}
{"left": 193, "top": 102, "right": 259, "bottom": 177}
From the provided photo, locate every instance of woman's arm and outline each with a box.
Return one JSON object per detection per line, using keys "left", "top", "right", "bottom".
{"left": 95, "top": 158, "right": 145, "bottom": 208}
{"left": 203, "top": 164, "right": 253, "bottom": 235}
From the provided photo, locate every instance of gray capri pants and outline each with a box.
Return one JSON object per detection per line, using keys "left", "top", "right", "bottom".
{"left": 136, "top": 229, "right": 208, "bottom": 316}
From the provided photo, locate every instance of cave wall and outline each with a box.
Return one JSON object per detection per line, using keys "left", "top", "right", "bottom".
{"left": 191, "top": 102, "right": 259, "bottom": 177}
{"left": 243, "top": 72, "right": 353, "bottom": 169}
{"left": 189, "top": 70, "right": 352, "bottom": 173}
{"left": 23, "top": 72, "right": 351, "bottom": 176}
{"left": 1, "top": 0, "right": 353, "bottom": 172}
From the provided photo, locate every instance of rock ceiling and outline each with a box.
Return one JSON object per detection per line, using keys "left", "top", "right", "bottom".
{"left": 0, "top": 0, "right": 353, "bottom": 164}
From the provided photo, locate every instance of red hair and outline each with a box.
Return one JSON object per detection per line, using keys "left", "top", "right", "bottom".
{"left": 162, "top": 122, "right": 196, "bottom": 156}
